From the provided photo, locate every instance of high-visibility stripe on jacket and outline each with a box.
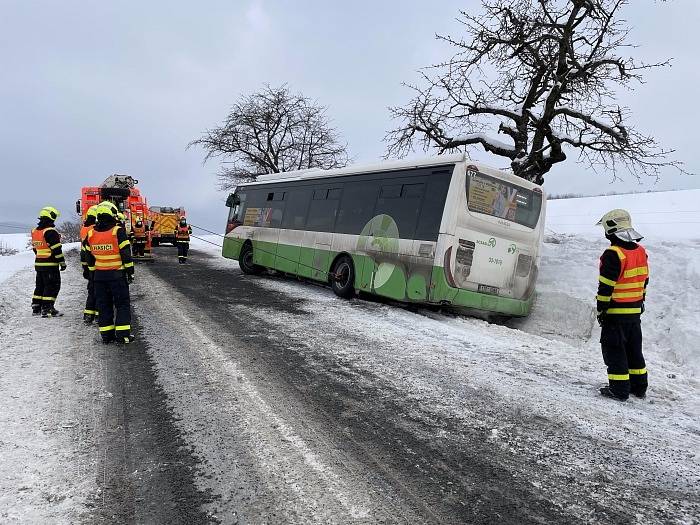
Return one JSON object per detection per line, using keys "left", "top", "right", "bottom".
{"left": 88, "top": 226, "right": 124, "bottom": 270}
{"left": 31, "top": 227, "right": 62, "bottom": 267}
{"left": 598, "top": 245, "right": 648, "bottom": 315}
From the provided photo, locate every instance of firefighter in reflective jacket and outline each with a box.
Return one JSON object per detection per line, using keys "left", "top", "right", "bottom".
{"left": 175, "top": 216, "right": 192, "bottom": 264}
{"left": 79, "top": 205, "right": 98, "bottom": 323}
{"left": 85, "top": 204, "right": 135, "bottom": 344}
{"left": 132, "top": 218, "right": 147, "bottom": 257}
{"left": 596, "top": 209, "right": 649, "bottom": 401}
{"left": 31, "top": 206, "right": 66, "bottom": 317}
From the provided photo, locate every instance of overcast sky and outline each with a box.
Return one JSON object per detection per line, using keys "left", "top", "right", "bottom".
{"left": 1, "top": 1, "right": 698, "bottom": 231}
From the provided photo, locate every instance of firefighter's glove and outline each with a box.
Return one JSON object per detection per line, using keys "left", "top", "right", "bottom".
{"left": 59, "top": 263, "right": 67, "bottom": 272}
{"left": 596, "top": 310, "right": 606, "bottom": 327}
{"left": 127, "top": 274, "right": 134, "bottom": 285}
{"left": 82, "top": 267, "right": 90, "bottom": 280}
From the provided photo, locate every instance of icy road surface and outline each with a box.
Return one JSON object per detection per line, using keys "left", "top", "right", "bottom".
{"left": 0, "top": 234, "right": 698, "bottom": 523}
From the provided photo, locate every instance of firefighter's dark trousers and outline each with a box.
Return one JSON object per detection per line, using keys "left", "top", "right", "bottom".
{"left": 133, "top": 239, "right": 146, "bottom": 257}
{"left": 95, "top": 276, "right": 131, "bottom": 342}
{"left": 600, "top": 318, "right": 647, "bottom": 399}
{"left": 84, "top": 276, "right": 96, "bottom": 317}
{"left": 177, "top": 241, "right": 189, "bottom": 263}
{"left": 32, "top": 269, "right": 60, "bottom": 312}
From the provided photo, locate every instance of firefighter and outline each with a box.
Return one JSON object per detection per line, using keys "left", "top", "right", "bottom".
{"left": 31, "top": 206, "right": 66, "bottom": 317}
{"left": 595, "top": 209, "right": 649, "bottom": 401}
{"left": 175, "top": 216, "right": 192, "bottom": 264}
{"left": 85, "top": 204, "right": 135, "bottom": 344}
{"left": 132, "top": 217, "right": 147, "bottom": 257}
{"left": 80, "top": 205, "right": 98, "bottom": 323}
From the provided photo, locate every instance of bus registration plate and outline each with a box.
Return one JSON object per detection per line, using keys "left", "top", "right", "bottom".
{"left": 478, "top": 284, "right": 499, "bottom": 296}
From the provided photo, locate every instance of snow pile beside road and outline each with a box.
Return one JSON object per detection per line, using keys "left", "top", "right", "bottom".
{"left": 531, "top": 189, "right": 700, "bottom": 379}
{"left": 0, "top": 232, "right": 30, "bottom": 252}
{"left": 0, "top": 239, "right": 80, "bottom": 287}
{"left": 0, "top": 234, "right": 34, "bottom": 285}
{"left": 517, "top": 235, "right": 700, "bottom": 380}
{"left": 546, "top": 189, "right": 700, "bottom": 240}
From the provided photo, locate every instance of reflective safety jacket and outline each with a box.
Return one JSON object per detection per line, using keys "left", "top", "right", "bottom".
{"left": 84, "top": 222, "right": 134, "bottom": 280}
{"left": 132, "top": 224, "right": 146, "bottom": 238}
{"left": 597, "top": 242, "right": 649, "bottom": 317}
{"left": 31, "top": 225, "right": 64, "bottom": 270}
{"left": 175, "top": 225, "right": 191, "bottom": 242}
{"left": 80, "top": 224, "right": 94, "bottom": 242}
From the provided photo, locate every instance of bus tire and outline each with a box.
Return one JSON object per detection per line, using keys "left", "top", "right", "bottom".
{"left": 239, "top": 243, "right": 263, "bottom": 275}
{"left": 331, "top": 255, "right": 355, "bottom": 299}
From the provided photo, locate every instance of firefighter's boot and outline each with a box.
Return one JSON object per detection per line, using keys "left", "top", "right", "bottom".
{"left": 600, "top": 386, "right": 627, "bottom": 402}
{"left": 32, "top": 304, "right": 41, "bottom": 316}
{"left": 42, "top": 307, "right": 62, "bottom": 318}
{"left": 115, "top": 333, "right": 135, "bottom": 345}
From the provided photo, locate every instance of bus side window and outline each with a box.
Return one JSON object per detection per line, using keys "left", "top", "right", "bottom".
{"left": 281, "top": 189, "right": 312, "bottom": 230}
{"left": 307, "top": 186, "right": 341, "bottom": 232}
{"left": 336, "top": 181, "right": 380, "bottom": 235}
{"left": 415, "top": 173, "right": 452, "bottom": 241}
{"left": 374, "top": 180, "right": 424, "bottom": 239}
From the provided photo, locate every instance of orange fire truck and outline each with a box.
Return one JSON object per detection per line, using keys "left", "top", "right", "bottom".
{"left": 149, "top": 206, "right": 186, "bottom": 246}
{"left": 76, "top": 175, "right": 153, "bottom": 260}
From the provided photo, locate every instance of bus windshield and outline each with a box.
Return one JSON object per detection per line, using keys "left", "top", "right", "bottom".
{"left": 466, "top": 170, "right": 542, "bottom": 228}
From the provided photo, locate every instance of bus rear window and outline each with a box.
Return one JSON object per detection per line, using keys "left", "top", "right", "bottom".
{"left": 466, "top": 170, "right": 542, "bottom": 228}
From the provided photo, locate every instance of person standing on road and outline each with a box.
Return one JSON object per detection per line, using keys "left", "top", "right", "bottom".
{"left": 595, "top": 209, "right": 649, "bottom": 401}
{"left": 79, "top": 205, "right": 98, "bottom": 323}
{"left": 85, "top": 204, "right": 135, "bottom": 344}
{"left": 30, "top": 206, "right": 66, "bottom": 317}
{"left": 131, "top": 218, "right": 147, "bottom": 257}
{"left": 175, "top": 216, "right": 192, "bottom": 264}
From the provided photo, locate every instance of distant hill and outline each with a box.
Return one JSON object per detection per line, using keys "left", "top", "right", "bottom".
{"left": 0, "top": 222, "right": 33, "bottom": 234}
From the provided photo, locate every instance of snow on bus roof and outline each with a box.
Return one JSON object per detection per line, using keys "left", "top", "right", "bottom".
{"left": 246, "top": 153, "right": 467, "bottom": 185}
{"left": 242, "top": 153, "right": 541, "bottom": 192}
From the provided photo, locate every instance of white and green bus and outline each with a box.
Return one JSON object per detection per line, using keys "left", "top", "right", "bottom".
{"left": 222, "top": 154, "right": 546, "bottom": 317}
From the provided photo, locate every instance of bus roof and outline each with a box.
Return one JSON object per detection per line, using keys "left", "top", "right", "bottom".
{"left": 246, "top": 153, "right": 467, "bottom": 186}
{"left": 241, "top": 153, "right": 541, "bottom": 192}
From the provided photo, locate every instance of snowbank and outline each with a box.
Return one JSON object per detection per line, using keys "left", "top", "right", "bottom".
{"left": 0, "top": 234, "right": 34, "bottom": 285}
{"left": 0, "top": 240, "right": 80, "bottom": 286}
{"left": 0, "top": 232, "right": 30, "bottom": 252}
{"left": 546, "top": 189, "right": 700, "bottom": 240}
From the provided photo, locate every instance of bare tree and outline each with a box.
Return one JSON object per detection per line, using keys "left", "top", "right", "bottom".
{"left": 387, "top": 0, "right": 686, "bottom": 184}
{"left": 190, "top": 84, "right": 350, "bottom": 189}
{"left": 57, "top": 215, "right": 82, "bottom": 243}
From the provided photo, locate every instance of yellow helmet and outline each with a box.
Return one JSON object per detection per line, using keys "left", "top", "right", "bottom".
{"left": 86, "top": 205, "right": 99, "bottom": 218}
{"left": 38, "top": 206, "right": 60, "bottom": 220}
{"left": 96, "top": 204, "right": 117, "bottom": 218}
{"left": 98, "top": 200, "right": 118, "bottom": 213}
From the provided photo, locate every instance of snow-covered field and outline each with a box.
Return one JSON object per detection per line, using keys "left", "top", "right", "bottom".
{"left": 0, "top": 189, "right": 699, "bottom": 522}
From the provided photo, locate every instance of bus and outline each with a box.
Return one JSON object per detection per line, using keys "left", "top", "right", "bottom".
{"left": 222, "top": 153, "right": 546, "bottom": 317}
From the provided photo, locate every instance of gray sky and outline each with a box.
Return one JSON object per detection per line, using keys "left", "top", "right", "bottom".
{"left": 1, "top": 1, "right": 698, "bottom": 231}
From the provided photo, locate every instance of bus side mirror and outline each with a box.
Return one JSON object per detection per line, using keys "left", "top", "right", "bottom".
{"left": 225, "top": 194, "right": 239, "bottom": 207}
{"left": 76, "top": 200, "right": 81, "bottom": 214}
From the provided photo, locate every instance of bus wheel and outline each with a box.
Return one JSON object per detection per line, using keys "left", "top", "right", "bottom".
{"left": 239, "top": 243, "right": 263, "bottom": 275}
{"left": 331, "top": 255, "right": 355, "bottom": 299}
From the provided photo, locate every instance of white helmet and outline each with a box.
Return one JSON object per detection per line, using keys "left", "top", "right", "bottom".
{"left": 596, "top": 209, "right": 643, "bottom": 242}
